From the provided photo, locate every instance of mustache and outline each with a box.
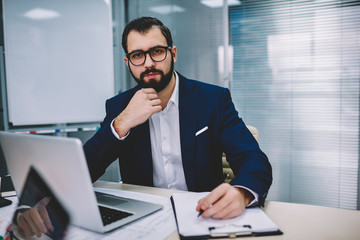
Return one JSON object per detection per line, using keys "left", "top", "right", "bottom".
{"left": 140, "top": 68, "right": 163, "bottom": 78}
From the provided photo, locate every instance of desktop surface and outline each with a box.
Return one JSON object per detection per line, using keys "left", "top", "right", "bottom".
{"left": 1, "top": 181, "right": 359, "bottom": 240}
{"left": 93, "top": 181, "right": 360, "bottom": 240}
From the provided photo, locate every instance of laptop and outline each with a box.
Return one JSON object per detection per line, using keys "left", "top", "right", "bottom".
{"left": 0, "top": 131, "right": 163, "bottom": 233}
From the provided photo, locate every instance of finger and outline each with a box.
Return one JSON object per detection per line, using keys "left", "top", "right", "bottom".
{"left": 146, "top": 93, "right": 159, "bottom": 100}
{"left": 26, "top": 209, "right": 46, "bottom": 236}
{"left": 22, "top": 211, "right": 39, "bottom": 236}
{"left": 196, "top": 204, "right": 202, "bottom": 212}
{"left": 197, "top": 183, "right": 229, "bottom": 211}
{"left": 141, "top": 88, "right": 157, "bottom": 94}
{"left": 31, "top": 208, "right": 48, "bottom": 234}
{"left": 201, "top": 195, "right": 232, "bottom": 219}
{"left": 220, "top": 202, "right": 245, "bottom": 219}
{"left": 132, "top": 89, "right": 155, "bottom": 102}
{"left": 150, "top": 99, "right": 161, "bottom": 106}
{"left": 211, "top": 187, "right": 246, "bottom": 219}
{"left": 153, "top": 105, "right": 162, "bottom": 111}
{"left": 25, "top": 220, "right": 42, "bottom": 237}
{"left": 212, "top": 199, "right": 243, "bottom": 219}
{"left": 18, "top": 215, "right": 34, "bottom": 236}
{"left": 38, "top": 205, "right": 54, "bottom": 232}
{"left": 197, "top": 183, "right": 245, "bottom": 219}
{"left": 23, "top": 216, "right": 41, "bottom": 237}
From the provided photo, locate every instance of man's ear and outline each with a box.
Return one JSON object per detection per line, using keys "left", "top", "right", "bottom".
{"left": 171, "top": 46, "right": 177, "bottom": 62}
{"left": 124, "top": 56, "right": 129, "bottom": 67}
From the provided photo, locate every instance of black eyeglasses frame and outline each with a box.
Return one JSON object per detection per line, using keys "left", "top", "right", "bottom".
{"left": 126, "top": 46, "right": 172, "bottom": 66}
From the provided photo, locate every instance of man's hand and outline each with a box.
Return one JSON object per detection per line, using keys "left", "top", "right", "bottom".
{"left": 113, "top": 88, "right": 162, "bottom": 137}
{"left": 17, "top": 206, "right": 54, "bottom": 237}
{"left": 196, "top": 183, "right": 254, "bottom": 219}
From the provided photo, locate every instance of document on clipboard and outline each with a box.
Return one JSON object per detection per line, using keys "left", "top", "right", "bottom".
{"left": 171, "top": 192, "right": 282, "bottom": 239}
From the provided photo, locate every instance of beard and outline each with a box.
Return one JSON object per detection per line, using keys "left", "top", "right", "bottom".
{"left": 129, "top": 57, "right": 174, "bottom": 93}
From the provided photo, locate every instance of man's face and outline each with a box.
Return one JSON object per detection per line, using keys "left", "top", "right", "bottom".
{"left": 124, "top": 27, "right": 177, "bottom": 92}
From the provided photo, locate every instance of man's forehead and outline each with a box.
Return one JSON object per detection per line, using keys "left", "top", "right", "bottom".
{"left": 127, "top": 27, "right": 167, "bottom": 52}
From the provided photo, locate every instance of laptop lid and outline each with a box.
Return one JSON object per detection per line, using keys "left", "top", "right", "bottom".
{"left": 0, "top": 131, "right": 162, "bottom": 233}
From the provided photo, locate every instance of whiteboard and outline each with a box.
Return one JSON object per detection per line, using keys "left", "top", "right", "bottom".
{"left": 2, "top": 0, "right": 115, "bottom": 126}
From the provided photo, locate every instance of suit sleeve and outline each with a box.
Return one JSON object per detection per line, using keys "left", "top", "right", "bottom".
{"left": 83, "top": 99, "right": 123, "bottom": 182}
{"left": 219, "top": 89, "right": 272, "bottom": 205}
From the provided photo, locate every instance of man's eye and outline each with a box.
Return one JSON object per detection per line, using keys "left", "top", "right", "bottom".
{"left": 152, "top": 48, "right": 164, "bottom": 55}
{"left": 131, "top": 52, "right": 143, "bottom": 59}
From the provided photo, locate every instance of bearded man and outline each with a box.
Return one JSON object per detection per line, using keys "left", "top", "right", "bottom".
{"left": 84, "top": 17, "right": 272, "bottom": 219}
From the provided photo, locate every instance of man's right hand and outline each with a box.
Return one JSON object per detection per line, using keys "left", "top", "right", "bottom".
{"left": 17, "top": 206, "right": 54, "bottom": 238}
{"left": 113, "top": 88, "right": 162, "bottom": 138}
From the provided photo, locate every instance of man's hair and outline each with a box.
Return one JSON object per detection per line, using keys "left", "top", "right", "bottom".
{"left": 122, "top": 16, "right": 173, "bottom": 54}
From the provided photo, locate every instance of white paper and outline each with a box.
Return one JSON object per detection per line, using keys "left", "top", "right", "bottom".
{"left": 0, "top": 196, "right": 18, "bottom": 237}
{"left": 65, "top": 188, "right": 177, "bottom": 240}
{"left": 172, "top": 192, "right": 280, "bottom": 237}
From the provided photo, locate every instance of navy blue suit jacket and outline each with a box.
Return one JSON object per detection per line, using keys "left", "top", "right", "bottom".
{"left": 84, "top": 72, "right": 272, "bottom": 205}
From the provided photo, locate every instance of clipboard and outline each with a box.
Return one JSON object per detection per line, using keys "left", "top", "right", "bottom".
{"left": 171, "top": 192, "right": 282, "bottom": 239}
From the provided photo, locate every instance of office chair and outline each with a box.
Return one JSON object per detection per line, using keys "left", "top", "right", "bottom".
{"left": 222, "top": 125, "right": 259, "bottom": 183}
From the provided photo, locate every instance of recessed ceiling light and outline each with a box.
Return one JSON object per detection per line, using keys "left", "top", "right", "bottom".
{"left": 149, "top": 5, "right": 185, "bottom": 15}
{"left": 24, "top": 8, "right": 60, "bottom": 20}
{"left": 200, "top": 0, "right": 241, "bottom": 8}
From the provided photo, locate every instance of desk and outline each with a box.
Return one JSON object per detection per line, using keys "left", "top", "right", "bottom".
{"left": 93, "top": 181, "right": 360, "bottom": 240}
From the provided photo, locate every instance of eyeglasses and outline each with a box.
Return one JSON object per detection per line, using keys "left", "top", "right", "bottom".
{"left": 126, "top": 46, "right": 172, "bottom": 66}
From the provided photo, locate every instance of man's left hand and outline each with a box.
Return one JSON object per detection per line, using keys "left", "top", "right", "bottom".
{"left": 196, "top": 183, "right": 253, "bottom": 219}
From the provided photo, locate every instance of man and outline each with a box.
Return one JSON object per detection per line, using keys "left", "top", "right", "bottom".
{"left": 84, "top": 17, "right": 272, "bottom": 219}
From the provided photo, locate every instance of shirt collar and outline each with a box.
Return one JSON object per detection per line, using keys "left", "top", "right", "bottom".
{"left": 167, "top": 71, "right": 179, "bottom": 108}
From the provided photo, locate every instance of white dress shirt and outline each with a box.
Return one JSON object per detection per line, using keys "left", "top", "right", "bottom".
{"left": 149, "top": 72, "right": 188, "bottom": 190}
{"left": 110, "top": 72, "right": 187, "bottom": 190}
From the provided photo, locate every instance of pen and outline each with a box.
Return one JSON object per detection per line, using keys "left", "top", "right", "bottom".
{"left": 197, "top": 209, "right": 204, "bottom": 217}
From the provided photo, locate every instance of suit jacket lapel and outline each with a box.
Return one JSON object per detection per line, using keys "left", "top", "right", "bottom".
{"left": 178, "top": 73, "right": 198, "bottom": 191}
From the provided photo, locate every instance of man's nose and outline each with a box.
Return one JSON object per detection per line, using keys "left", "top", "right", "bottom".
{"left": 144, "top": 52, "right": 155, "bottom": 68}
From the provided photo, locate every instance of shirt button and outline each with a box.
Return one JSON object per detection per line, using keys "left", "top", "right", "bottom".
{"left": 168, "top": 184, "right": 173, "bottom": 188}
{"left": 165, "top": 159, "right": 169, "bottom": 164}
{"left": 163, "top": 136, "right": 167, "bottom": 141}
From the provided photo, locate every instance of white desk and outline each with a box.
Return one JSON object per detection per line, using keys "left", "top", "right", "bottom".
{"left": 93, "top": 181, "right": 360, "bottom": 240}
{"left": 2, "top": 181, "right": 360, "bottom": 240}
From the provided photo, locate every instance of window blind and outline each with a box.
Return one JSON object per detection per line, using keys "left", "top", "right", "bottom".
{"left": 230, "top": 0, "right": 359, "bottom": 209}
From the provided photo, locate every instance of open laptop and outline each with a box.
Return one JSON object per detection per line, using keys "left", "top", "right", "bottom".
{"left": 0, "top": 131, "right": 163, "bottom": 233}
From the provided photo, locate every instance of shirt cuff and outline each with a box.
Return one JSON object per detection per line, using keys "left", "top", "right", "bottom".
{"left": 233, "top": 185, "right": 259, "bottom": 207}
{"left": 110, "top": 118, "right": 129, "bottom": 140}
{"left": 15, "top": 205, "right": 31, "bottom": 225}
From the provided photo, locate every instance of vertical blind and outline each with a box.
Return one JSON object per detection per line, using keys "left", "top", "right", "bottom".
{"left": 230, "top": 0, "right": 359, "bottom": 209}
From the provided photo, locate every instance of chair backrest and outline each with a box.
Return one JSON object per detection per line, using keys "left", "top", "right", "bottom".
{"left": 222, "top": 125, "right": 259, "bottom": 183}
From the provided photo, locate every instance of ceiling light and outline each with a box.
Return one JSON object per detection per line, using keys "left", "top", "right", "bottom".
{"left": 149, "top": 5, "right": 185, "bottom": 15}
{"left": 24, "top": 8, "right": 60, "bottom": 20}
{"left": 200, "top": 0, "right": 241, "bottom": 8}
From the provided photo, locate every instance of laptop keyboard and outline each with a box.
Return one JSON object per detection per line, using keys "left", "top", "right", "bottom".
{"left": 98, "top": 205, "right": 133, "bottom": 226}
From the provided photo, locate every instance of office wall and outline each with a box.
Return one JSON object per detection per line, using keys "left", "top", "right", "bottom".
{"left": 0, "top": 0, "right": 124, "bottom": 182}
{"left": 2, "top": 0, "right": 115, "bottom": 126}
{"left": 0, "top": 1, "right": 7, "bottom": 176}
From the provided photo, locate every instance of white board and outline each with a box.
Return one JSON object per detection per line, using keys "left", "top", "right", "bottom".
{"left": 2, "top": 0, "right": 114, "bottom": 126}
